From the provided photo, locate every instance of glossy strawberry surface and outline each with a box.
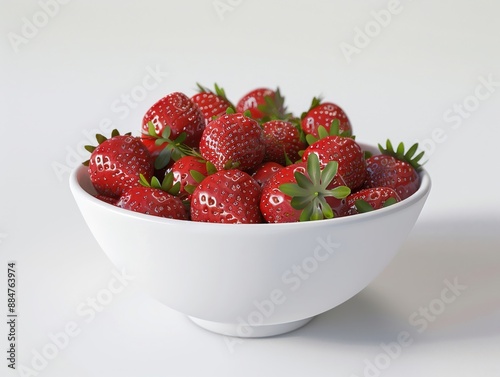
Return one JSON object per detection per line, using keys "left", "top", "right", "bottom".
{"left": 199, "top": 113, "right": 265, "bottom": 172}
{"left": 260, "top": 162, "right": 349, "bottom": 223}
{"left": 345, "top": 187, "right": 401, "bottom": 216}
{"left": 251, "top": 161, "right": 283, "bottom": 188}
{"left": 118, "top": 186, "right": 188, "bottom": 219}
{"left": 170, "top": 156, "right": 208, "bottom": 199}
{"left": 88, "top": 135, "right": 154, "bottom": 198}
{"left": 262, "top": 120, "right": 306, "bottom": 165}
{"left": 142, "top": 92, "right": 205, "bottom": 147}
{"left": 302, "top": 135, "right": 366, "bottom": 191}
{"left": 301, "top": 102, "right": 352, "bottom": 137}
{"left": 191, "top": 91, "right": 232, "bottom": 124}
{"left": 365, "top": 155, "right": 420, "bottom": 200}
{"left": 190, "top": 169, "right": 262, "bottom": 224}
{"left": 236, "top": 88, "right": 275, "bottom": 120}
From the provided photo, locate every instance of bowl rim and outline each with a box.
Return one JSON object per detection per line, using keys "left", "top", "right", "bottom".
{"left": 69, "top": 142, "right": 431, "bottom": 229}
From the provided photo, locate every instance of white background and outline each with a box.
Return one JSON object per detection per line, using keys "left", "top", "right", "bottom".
{"left": 1, "top": 1, "right": 499, "bottom": 376}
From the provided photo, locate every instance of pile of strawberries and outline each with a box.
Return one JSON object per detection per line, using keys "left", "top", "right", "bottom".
{"left": 83, "top": 84, "right": 424, "bottom": 224}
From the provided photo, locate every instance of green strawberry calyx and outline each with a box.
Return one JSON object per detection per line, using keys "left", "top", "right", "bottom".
{"left": 279, "top": 153, "right": 351, "bottom": 221}
{"left": 300, "top": 96, "right": 323, "bottom": 120}
{"left": 354, "top": 197, "right": 398, "bottom": 213}
{"left": 184, "top": 161, "right": 217, "bottom": 195}
{"left": 305, "top": 119, "right": 353, "bottom": 145}
{"left": 147, "top": 122, "right": 202, "bottom": 170}
{"left": 139, "top": 172, "right": 180, "bottom": 196}
{"left": 258, "top": 87, "right": 293, "bottom": 122}
{"left": 196, "top": 82, "right": 236, "bottom": 110}
{"left": 378, "top": 140, "right": 425, "bottom": 171}
{"left": 82, "top": 129, "right": 132, "bottom": 166}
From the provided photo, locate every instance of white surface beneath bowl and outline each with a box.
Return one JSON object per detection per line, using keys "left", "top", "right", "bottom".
{"left": 188, "top": 316, "right": 313, "bottom": 338}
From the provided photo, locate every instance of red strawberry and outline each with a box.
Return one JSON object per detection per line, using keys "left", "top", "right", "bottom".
{"left": 86, "top": 133, "right": 154, "bottom": 198}
{"left": 191, "top": 83, "right": 233, "bottom": 124}
{"left": 262, "top": 120, "right": 306, "bottom": 165}
{"left": 302, "top": 135, "right": 366, "bottom": 191}
{"left": 199, "top": 112, "right": 266, "bottom": 172}
{"left": 236, "top": 87, "right": 288, "bottom": 121}
{"left": 301, "top": 97, "right": 352, "bottom": 138}
{"left": 142, "top": 92, "right": 205, "bottom": 147}
{"left": 117, "top": 186, "right": 188, "bottom": 220}
{"left": 94, "top": 194, "right": 119, "bottom": 206}
{"left": 345, "top": 187, "right": 401, "bottom": 216}
{"left": 260, "top": 154, "right": 350, "bottom": 223}
{"left": 365, "top": 141, "right": 424, "bottom": 200}
{"left": 170, "top": 155, "right": 210, "bottom": 199}
{"left": 251, "top": 162, "right": 283, "bottom": 187}
{"left": 190, "top": 169, "right": 262, "bottom": 224}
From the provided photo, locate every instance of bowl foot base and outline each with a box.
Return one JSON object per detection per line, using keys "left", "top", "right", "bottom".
{"left": 188, "top": 316, "right": 314, "bottom": 338}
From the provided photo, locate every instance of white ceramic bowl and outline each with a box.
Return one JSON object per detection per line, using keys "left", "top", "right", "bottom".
{"left": 69, "top": 143, "right": 431, "bottom": 337}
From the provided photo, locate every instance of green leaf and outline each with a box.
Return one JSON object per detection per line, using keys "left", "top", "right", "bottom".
{"left": 148, "top": 121, "right": 158, "bottom": 138}
{"left": 355, "top": 199, "right": 374, "bottom": 213}
{"left": 383, "top": 197, "right": 398, "bottom": 207}
{"left": 329, "top": 119, "right": 340, "bottom": 136}
{"left": 279, "top": 183, "right": 309, "bottom": 197}
{"left": 84, "top": 145, "right": 96, "bottom": 153}
{"left": 139, "top": 174, "right": 151, "bottom": 188}
{"left": 364, "top": 150, "right": 373, "bottom": 159}
{"left": 317, "top": 125, "right": 329, "bottom": 140}
{"left": 299, "top": 203, "right": 314, "bottom": 222}
{"left": 386, "top": 139, "right": 394, "bottom": 153}
{"left": 155, "top": 138, "right": 167, "bottom": 146}
{"left": 171, "top": 148, "right": 183, "bottom": 161}
{"left": 190, "top": 169, "right": 206, "bottom": 183}
{"left": 162, "top": 171, "right": 174, "bottom": 190}
{"left": 397, "top": 142, "right": 405, "bottom": 156}
{"left": 306, "top": 153, "right": 321, "bottom": 185}
{"left": 161, "top": 126, "right": 171, "bottom": 140}
{"left": 184, "top": 184, "right": 196, "bottom": 195}
{"left": 96, "top": 134, "right": 107, "bottom": 145}
{"left": 290, "top": 195, "right": 314, "bottom": 210}
{"left": 319, "top": 198, "right": 334, "bottom": 219}
{"left": 111, "top": 129, "right": 120, "bottom": 138}
{"left": 226, "top": 107, "right": 235, "bottom": 115}
{"left": 174, "top": 132, "right": 187, "bottom": 145}
{"left": 305, "top": 134, "right": 318, "bottom": 145}
{"left": 170, "top": 181, "right": 181, "bottom": 196}
{"left": 405, "top": 143, "right": 419, "bottom": 159}
{"left": 329, "top": 185, "right": 351, "bottom": 199}
{"left": 206, "top": 161, "right": 217, "bottom": 175}
{"left": 155, "top": 147, "right": 171, "bottom": 170}
{"left": 294, "top": 171, "right": 314, "bottom": 190}
{"left": 310, "top": 204, "right": 324, "bottom": 221}
{"left": 196, "top": 82, "right": 208, "bottom": 93}
{"left": 320, "top": 161, "right": 339, "bottom": 187}
{"left": 151, "top": 176, "right": 161, "bottom": 189}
